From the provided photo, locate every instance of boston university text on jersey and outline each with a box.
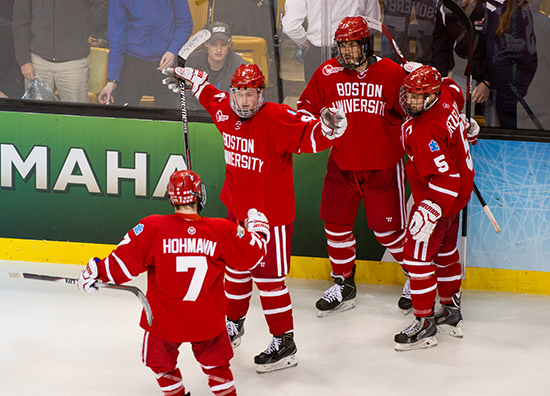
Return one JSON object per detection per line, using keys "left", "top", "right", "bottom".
{"left": 222, "top": 132, "right": 265, "bottom": 172}
{"left": 333, "top": 82, "right": 386, "bottom": 116}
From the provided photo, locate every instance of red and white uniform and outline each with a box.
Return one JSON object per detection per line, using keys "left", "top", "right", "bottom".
{"left": 298, "top": 57, "right": 408, "bottom": 277}
{"left": 95, "top": 213, "right": 265, "bottom": 396}
{"left": 401, "top": 78, "right": 475, "bottom": 316}
{"left": 198, "top": 83, "right": 335, "bottom": 336}
{"left": 199, "top": 83, "right": 334, "bottom": 226}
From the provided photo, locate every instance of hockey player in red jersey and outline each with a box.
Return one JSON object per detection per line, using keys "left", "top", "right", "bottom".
{"left": 297, "top": 16, "right": 411, "bottom": 317}
{"left": 394, "top": 66, "right": 477, "bottom": 351}
{"left": 161, "top": 63, "right": 347, "bottom": 373}
{"left": 77, "top": 170, "right": 270, "bottom": 396}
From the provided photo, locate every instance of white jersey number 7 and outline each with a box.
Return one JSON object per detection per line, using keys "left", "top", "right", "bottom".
{"left": 176, "top": 256, "right": 208, "bottom": 301}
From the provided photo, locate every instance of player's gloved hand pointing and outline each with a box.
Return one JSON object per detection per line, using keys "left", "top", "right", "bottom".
{"left": 245, "top": 208, "right": 270, "bottom": 243}
{"left": 78, "top": 257, "right": 100, "bottom": 293}
{"left": 320, "top": 107, "right": 347, "bottom": 140}
{"left": 162, "top": 67, "right": 209, "bottom": 96}
{"left": 409, "top": 200, "right": 442, "bottom": 242}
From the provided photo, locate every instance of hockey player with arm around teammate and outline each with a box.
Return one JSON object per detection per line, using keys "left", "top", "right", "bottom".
{"left": 77, "top": 170, "right": 270, "bottom": 396}
{"left": 161, "top": 63, "right": 347, "bottom": 373}
{"left": 394, "top": 66, "right": 477, "bottom": 351}
{"left": 297, "top": 16, "right": 411, "bottom": 317}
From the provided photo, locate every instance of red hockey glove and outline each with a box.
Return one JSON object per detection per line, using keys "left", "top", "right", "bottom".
{"left": 409, "top": 200, "right": 442, "bottom": 242}
{"left": 162, "top": 67, "right": 209, "bottom": 96}
{"left": 320, "top": 107, "right": 347, "bottom": 140}
{"left": 245, "top": 208, "right": 270, "bottom": 243}
{"left": 78, "top": 258, "right": 100, "bottom": 294}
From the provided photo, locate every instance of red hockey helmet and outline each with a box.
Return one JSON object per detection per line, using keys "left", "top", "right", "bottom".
{"left": 334, "top": 17, "right": 373, "bottom": 69}
{"left": 400, "top": 65, "right": 442, "bottom": 116}
{"left": 230, "top": 64, "right": 265, "bottom": 118}
{"left": 167, "top": 170, "right": 207, "bottom": 212}
{"left": 230, "top": 64, "right": 266, "bottom": 89}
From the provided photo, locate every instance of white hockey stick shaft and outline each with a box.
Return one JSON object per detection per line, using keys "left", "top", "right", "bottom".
{"left": 9, "top": 272, "right": 153, "bottom": 326}
{"left": 360, "top": 16, "right": 408, "bottom": 66}
{"left": 176, "top": 29, "right": 212, "bottom": 170}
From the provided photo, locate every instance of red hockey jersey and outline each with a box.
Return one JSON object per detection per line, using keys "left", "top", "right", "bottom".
{"left": 297, "top": 57, "right": 407, "bottom": 171}
{"left": 199, "top": 84, "right": 335, "bottom": 225}
{"left": 401, "top": 79, "right": 475, "bottom": 217}
{"left": 95, "top": 213, "right": 265, "bottom": 343}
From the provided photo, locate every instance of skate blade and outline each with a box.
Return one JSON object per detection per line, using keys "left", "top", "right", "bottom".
{"left": 394, "top": 336, "right": 438, "bottom": 352}
{"left": 316, "top": 299, "right": 356, "bottom": 318}
{"left": 399, "top": 306, "right": 413, "bottom": 316}
{"left": 231, "top": 337, "right": 242, "bottom": 349}
{"left": 256, "top": 355, "right": 298, "bottom": 374}
{"left": 437, "top": 324, "right": 464, "bottom": 338}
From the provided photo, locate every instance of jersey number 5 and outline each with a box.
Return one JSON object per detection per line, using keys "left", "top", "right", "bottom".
{"left": 176, "top": 256, "right": 208, "bottom": 301}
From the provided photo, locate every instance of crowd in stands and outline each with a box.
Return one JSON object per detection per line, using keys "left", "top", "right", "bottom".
{"left": 0, "top": 0, "right": 548, "bottom": 129}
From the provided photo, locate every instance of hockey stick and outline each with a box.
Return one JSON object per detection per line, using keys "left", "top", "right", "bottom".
{"left": 361, "top": 17, "right": 408, "bottom": 66}
{"left": 176, "top": 29, "right": 212, "bottom": 170}
{"left": 9, "top": 272, "right": 153, "bottom": 326}
{"left": 509, "top": 83, "right": 543, "bottom": 131}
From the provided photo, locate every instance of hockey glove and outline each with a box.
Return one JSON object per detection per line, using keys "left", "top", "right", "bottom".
{"left": 409, "top": 200, "right": 442, "bottom": 242}
{"left": 162, "top": 67, "right": 209, "bottom": 96}
{"left": 461, "top": 114, "right": 480, "bottom": 146}
{"left": 245, "top": 208, "right": 270, "bottom": 243}
{"left": 78, "top": 257, "right": 100, "bottom": 294}
{"left": 320, "top": 107, "right": 347, "bottom": 140}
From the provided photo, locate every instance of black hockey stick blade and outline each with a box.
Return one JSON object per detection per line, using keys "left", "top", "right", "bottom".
{"left": 9, "top": 272, "right": 153, "bottom": 325}
{"left": 439, "top": 0, "right": 473, "bottom": 31}
{"left": 177, "top": 29, "right": 212, "bottom": 67}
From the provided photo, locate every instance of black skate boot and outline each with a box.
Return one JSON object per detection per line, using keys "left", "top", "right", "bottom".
{"left": 315, "top": 266, "right": 356, "bottom": 317}
{"left": 226, "top": 316, "right": 245, "bottom": 348}
{"left": 435, "top": 292, "right": 463, "bottom": 338}
{"left": 398, "top": 275, "right": 412, "bottom": 315}
{"left": 254, "top": 332, "right": 298, "bottom": 373}
{"left": 394, "top": 315, "right": 438, "bottom": 351}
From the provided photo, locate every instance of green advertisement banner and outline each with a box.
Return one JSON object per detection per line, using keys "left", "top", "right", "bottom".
{"left": 0, "top": 110, "right": 383, "bottom": 260}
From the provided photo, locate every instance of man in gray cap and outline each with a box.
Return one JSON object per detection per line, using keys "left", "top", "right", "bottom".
{"left": 185, "top": 21, "right": 247, "bottom": 111}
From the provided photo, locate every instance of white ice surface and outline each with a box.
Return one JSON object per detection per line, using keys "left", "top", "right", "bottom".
{"left": 1, "top": 260, "right": 548, "bottom": 396}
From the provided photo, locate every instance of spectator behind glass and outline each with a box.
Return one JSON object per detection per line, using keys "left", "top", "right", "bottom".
{"left": 98, "top": 0, "right": 193, "bottom": 108}
{"left": 0, "top": 12, "right": 24, "bottom": 98}
{"left": 483, "top": 0, "right": 538, "bottom": 128}
{"left": 185, "top": 21, "right": 247, "bottom": 111}
{"left": 517, "top": 0, "right": 550, "bottom": 130}
{"left": 282, "top": 0, "right": 381, "bottom": 82}
{"left": 381, "top": 0, "right": 438, "bottom": 65}
{"left": 12, "top": 0, "right": 108, "bottom": 103}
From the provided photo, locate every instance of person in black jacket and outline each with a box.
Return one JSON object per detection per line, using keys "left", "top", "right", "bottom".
{"left": 185, "top": 21, "right": 247, "bottom": 111}
{"left": 12, "top": 0, "right": 108, "bottom": 102}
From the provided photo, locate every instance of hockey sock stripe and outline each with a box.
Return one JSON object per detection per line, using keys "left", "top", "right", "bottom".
{"left": 263, "top": 304, "right": 292, "bottom": 315}
{"left": 211, "top": 380, "right": 235, "bottom": 392}
{"left": 224, "top": 274, "right": 252, "bottom": 283}
{"left": 225, "top": 291, "right": 253, "bottom": 300}
{"left": 328, "top": 254, "right": 356, "bottom": 265}
{"left": 225, "top": 267, "right": 250, "bottom": 275}
{"left": 410, "top": 284, "right": 437, "bottom": 295}
{"left": 259, "top": 288, "right": 289, "bottom": 297}
{"left": 437, "top": 247, "right": 458, "bottom": 257}
{"left": 327, "top": 239, "right": 356, "bottom": 248}
{"left": 437, "top": 275, "right": 462, "bottom": 282}
{"left": 325, "top": 228, "right": 353, "bottom": 237}
{"left": 252, "top": 276, "right": 286, "bottom": 283}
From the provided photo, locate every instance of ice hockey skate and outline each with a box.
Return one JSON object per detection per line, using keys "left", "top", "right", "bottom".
{"left": 398, "top": 276, "right": 412, "bottom": 315}
{"left": 315, "top": 267, "right": 356, "bottom": 317}
{"left": 435, "top": 292, "right": 463, "bottom": 338}
{"left": 394, "top": 316, "right": 438, "bottom": 351}
{"left": 254, "top": 332, "right": 298, "bottom": 374}
{"left": 226, "top": 316, "right": 246, "bottom": 348}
